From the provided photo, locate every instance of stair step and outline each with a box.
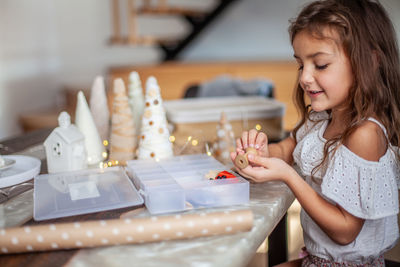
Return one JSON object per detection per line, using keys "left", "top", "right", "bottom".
{"left": 137, "top": 6, "right": 209, "bottom": 17}
{"left": 109, "top": 0, "right": 239, "bottom": 60}
{"left": 109, "top": 35, "right": 180, "bottom": 46}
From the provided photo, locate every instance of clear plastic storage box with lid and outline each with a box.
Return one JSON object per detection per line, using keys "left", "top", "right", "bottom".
{"left": 126, "top": 154, "right": 249, "bottom": 214}
{"left": 34, "top": 167, "right": 143, "bottom": 221}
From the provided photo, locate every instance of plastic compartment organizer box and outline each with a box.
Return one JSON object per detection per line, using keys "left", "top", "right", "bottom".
{"left": 127, "top": 154, "right": 249, "bottom": 214}
{"left": 163, "top": 96, "right": 286, "bottom": 147}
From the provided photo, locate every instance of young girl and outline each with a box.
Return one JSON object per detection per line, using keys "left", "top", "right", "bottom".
{"left": 231, "top": 0, "right": 400, "bottom": 266}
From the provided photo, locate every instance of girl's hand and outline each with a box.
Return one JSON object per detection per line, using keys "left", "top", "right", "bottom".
{"left": 233, "top": 153, "right": 294, "bottom": 183}
{"left": 235, "top": 129, "right": 269, "bottom": 157}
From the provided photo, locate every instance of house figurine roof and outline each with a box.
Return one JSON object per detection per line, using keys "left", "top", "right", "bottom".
{"left": 44, "top": 112, "right": 84, "bottom": 145}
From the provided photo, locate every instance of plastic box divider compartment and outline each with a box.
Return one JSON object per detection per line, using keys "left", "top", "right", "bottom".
{"left": 126, "top": 154, "right": 249, "bottom": 214}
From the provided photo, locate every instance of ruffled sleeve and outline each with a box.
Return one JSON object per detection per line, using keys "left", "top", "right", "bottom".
{"left": 321, "top": 146, "right": 400, "bottom": 219}
{"left": 292, "top": 111, "right": 329, "bottom": 142}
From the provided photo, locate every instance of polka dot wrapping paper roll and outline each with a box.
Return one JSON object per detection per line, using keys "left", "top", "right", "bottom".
{"left": 0, "top": 209, "right": 253, "bottom": 254}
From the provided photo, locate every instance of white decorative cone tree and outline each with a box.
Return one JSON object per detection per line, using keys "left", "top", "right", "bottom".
{"left": 89, "top": 76, "right": 110, "bottom": 143}
{"left": 215, "top": 112, "right": 236, "bottom": 164}
{"left": 109, "top": 78, "right": 137, "bottom": 164}
{"left": 75, "top": 91, "right": 106, "bottom": 165}
{"left": 128, "top": 71, "right": 145, "bottom": 134}
{"left": 137, "top": 76, "right": 173, "bottom": 160}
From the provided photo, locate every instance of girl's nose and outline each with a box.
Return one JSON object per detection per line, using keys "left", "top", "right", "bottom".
{"left": 299, "top": 67, "right": 314, "bottom": 88}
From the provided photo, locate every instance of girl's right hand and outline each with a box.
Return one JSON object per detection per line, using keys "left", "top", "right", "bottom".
{"left": 235, "top": 129, "right": 269, "bottom": 157}
{"left": 234, "top": 153, "right": 294, "bottom": 183}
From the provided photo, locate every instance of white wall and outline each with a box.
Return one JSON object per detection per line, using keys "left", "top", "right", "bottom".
{"left": 0, "top": 0, "right": 161, "bottom": 139}
{"left": 181, "top": 0, "right": 400, "bottom": 61}
{"left": 181, "top": 0, "right": 310, "bottom": 61}
{"left": 1, "top": 0, "right": 399, "bottom": 140}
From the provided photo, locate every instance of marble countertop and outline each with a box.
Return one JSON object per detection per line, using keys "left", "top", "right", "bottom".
{"left": 0, "top": 141, "right": 294, "bottom": 267}
{"left": 67, "top": 181, "right": 294, "bottom": 267}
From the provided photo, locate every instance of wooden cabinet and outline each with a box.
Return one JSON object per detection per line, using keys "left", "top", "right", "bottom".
{"left": 20, "top": 61, "right": 299, "bottom": 132}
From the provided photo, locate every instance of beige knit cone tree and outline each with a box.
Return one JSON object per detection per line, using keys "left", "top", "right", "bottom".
{"left": 89, "top": 76, "right": 110, "bottom": 144}
{"left": 214, "top": 112, "right": 236, "bottom": 164}
{"left": 137, "top": 76, "right": 173, "bottom": 160}
{"left": 109, "top": 78, "right": 137, "bottom": 164}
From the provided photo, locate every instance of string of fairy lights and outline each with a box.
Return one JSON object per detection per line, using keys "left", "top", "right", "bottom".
{"left": 100, "top": 123, "right": 263, "bottom": 168}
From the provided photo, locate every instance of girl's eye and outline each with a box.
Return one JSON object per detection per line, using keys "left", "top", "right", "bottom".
{"left": 298, "top": 65, "right": 304, "bottom": 71}
{"left": 316, "top": 64, "right": 328, "bottom": 70}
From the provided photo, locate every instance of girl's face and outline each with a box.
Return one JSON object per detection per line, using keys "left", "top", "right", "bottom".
{"left": 293, "top": 29, "right": 354, "bottom": 113}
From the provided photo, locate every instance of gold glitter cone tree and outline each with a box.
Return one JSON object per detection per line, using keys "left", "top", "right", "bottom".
{"left": 137, "top": 76, "right": 173, "bottom": 160}
{"left": 214, "top": 112, "right": 236, "bottom": 164}
{"left": 128, "top": 71, "right": 145, "bottom": 135}
{"left": 89, "top": 76, "right": 110, "bottom": 143}
{"left": 109, "top": 78, "right": 137, "bottom": 164}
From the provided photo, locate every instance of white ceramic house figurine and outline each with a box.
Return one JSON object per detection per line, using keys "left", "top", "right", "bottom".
{"left": 44, "top": 111, "right": 87, "bottom": 173}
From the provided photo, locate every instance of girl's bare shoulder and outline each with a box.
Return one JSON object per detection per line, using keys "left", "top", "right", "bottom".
{"left": 344, "top": 120, "right": 387, "bottom": 162}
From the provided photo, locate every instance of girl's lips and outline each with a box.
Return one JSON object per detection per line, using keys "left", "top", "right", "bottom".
{"left": 307, "top": 90, "right": 324, "bottom": 97}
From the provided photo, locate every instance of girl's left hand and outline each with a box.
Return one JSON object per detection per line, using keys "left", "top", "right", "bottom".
{"left": 234, "top": 153, "right": 293, "bottom": 183}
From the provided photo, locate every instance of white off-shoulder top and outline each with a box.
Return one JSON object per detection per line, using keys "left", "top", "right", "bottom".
{"left": 292, "top": 111, "right": 400, "bottom": 264}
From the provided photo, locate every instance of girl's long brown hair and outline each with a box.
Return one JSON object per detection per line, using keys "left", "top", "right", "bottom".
{"left": 289, "top": 0, "right": 400, "bottom": 177}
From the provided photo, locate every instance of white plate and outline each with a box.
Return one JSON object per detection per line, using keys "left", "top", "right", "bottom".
{"left": 0, "top": 155, "right": 41, "bottom": 188}
{"left": 0, "top": 158, "right": 16, "bottom": 171}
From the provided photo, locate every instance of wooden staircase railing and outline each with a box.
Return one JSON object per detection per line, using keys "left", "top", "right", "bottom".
{"left": 110, "top": 0, "right": 238, "bottom": 61}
